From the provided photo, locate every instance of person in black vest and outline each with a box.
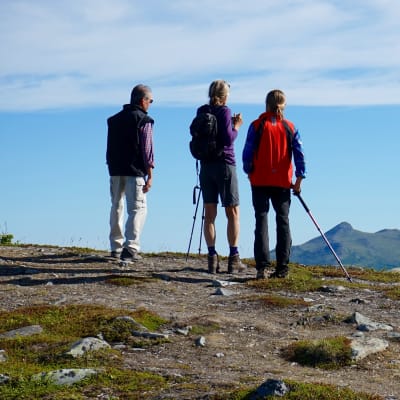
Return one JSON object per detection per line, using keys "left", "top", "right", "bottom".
{"left": 106, "top": 84, "right": 155, "bottom": 262}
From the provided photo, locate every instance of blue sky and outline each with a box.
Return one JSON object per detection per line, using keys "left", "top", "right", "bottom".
{"left": 1, "top": 1, "right": 399, "bottom": 258}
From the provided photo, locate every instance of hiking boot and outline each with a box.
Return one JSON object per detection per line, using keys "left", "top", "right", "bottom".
{"left": 256, "top": 268, "right": 266, "bottom": 280}
{"left": 227, "top": 254, "right": 246, "bottom": 274}
{"left": 120, "top": 248, "right": 142, "bottom": 263}
{"left": 208, "top": 253, "right": 220, "bottom": 274}
{"left": 270, "top": 265, "right": 289, "bottom": 278}
{"left": 110, "top": 251, "right": 121, "bottom": 259}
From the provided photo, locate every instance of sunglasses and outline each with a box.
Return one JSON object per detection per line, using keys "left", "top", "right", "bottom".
{"left": 145, "top": 97, "right": 154, "bottom": 103}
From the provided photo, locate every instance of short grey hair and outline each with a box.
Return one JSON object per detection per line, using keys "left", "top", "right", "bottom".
{"left": 130, "top": 84, "right": 152, "bottom": 105}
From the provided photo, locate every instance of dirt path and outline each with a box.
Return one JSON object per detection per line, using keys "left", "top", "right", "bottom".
{"left": 1, "top": 245, "right": 399, "bottom": 399}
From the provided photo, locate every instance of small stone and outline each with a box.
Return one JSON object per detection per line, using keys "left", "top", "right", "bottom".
{"left": 196, "top": 336, "right": 206, "bottom": 347}
{"left": 214, "top": 288, "right": 234, "bottom": 296}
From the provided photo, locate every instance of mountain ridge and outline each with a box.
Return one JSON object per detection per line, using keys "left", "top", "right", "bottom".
{"left": 290, "top": 221, "right": 400, "bottom": 270}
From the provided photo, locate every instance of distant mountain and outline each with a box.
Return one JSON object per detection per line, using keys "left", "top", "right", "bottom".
{"left": 289, "top": 222, "right": 400, "bottom": 270}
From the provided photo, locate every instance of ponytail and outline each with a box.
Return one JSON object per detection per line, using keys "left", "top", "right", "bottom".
{"left": 266, "top": 89, "right": 286, "bottom": 119}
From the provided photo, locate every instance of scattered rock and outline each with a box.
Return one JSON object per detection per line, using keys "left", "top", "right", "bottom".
{"left": 33, "top": 368, "right": 97, "bottom": 386}
{"left": 249, "top": 379, "right": 289, "bottom": 399}
{"left": 350, "top": 336, "right": 389, "bottom": 360}
{"left": 319, "top": 285, "right": 346, "bottom": 293}
{"left": 131, "top": 331, "right": 169, "bottom": 339}
{"left": 196, "top": 336, "right": 206, "bottom": 347}
{"left": 175, "top": 326, "right": 192, "bottom": 336}
{"left": 214, "top": 287, "right": 235, "bottom": 296}
{"left": 0, "top": 350, "right": 7, "bottom": 362}
{"left": 349, "top": 312, "right": 393, "bottom": 332}
{"left": 212, "top": 280, "right": 240, "bottom": 287}
{"left": 66, "top": 337, "right": 111, "bottom": 358}
{"left": 387, "top": 332, "right": 400, "bottom": 341}
{"left": 0, "top": 325, "right": 43, "bottom": 339}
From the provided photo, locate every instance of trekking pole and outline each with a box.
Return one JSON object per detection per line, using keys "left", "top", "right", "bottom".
{"left": 185, "top": 185, "right": 202, "bottom": 261}
{"left": 294, "top": 192, "right": 353, "bottom": 282}
{"left": 197, "top": 204, "right": 205, "bottom": 255}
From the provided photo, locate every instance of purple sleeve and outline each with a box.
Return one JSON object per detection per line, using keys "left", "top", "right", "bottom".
{"left": 140, "top": 122, "right": 154, "bottom": 171}
{"left": 218, "top": 107, "right": 238, "bottom": 146}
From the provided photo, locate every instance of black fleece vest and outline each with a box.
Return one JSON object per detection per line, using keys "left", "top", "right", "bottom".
{"left": 106, "top": 105, "right": 153, "bottom": 176}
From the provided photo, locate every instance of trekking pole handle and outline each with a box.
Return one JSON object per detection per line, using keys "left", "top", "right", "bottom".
{"left": 193, "top": 185, "right": 200, "bottom": 204}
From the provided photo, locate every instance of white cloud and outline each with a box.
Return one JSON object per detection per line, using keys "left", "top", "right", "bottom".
{"left": 0, "top": 0, "right": 400, "bottom": 110}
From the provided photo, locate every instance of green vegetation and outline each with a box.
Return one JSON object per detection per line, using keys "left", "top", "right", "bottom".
{"left": 105, "top": 275, "right": 155, "bottom": 286}
{"left": 189, "top": 321, "right": 221, "bottom": 336}
{"left": 247, "top": 263, "right": 400, "bottom": 301}
{"left": 281, "top": 336, "right": 353, "bottom": 369}
{"left": 0, "top": 305, "right": 169, "bottom": 399}
{"left": 219, "top": 380, "right": 383, "bottom": 400}
{"left": 0, "top": 233, "right": 13, "bottom": 245}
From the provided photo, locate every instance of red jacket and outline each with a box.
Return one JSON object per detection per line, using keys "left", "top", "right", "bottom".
{"left": 249, "top": 112, "right": 295, "bottom": 188}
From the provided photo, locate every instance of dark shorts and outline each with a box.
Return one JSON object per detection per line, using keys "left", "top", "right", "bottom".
{"left": 199, "top": 161, "right": 239, "bottom": 207}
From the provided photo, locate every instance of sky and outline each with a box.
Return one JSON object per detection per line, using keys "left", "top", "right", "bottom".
{"left": 1, "top": 0, "right": 400, "bottom": 259}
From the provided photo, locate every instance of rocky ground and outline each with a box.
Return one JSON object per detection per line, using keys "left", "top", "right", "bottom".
{"left": 1, "top": 245, "right": 400, "bottom": 399}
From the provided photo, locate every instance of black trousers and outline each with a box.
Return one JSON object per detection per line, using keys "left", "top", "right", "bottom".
{"left": 251, "top": 186, "right": 292, "bottom": 269}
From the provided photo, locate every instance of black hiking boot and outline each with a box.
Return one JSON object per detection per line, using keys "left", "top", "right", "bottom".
{"left": 270, "top": 265, "right": 289, "bottom": 278}
{"left": 256, "top": 268, "right": 266, "bottom": 280}
{"left": 120, "top": 248, "right": 142, "bottom": 263}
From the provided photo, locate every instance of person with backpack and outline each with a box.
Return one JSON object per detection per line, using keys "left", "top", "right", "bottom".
{"left": 106, "top": 84, "right": 155, "bottom": 263}
{"left": 242, "top": 89, "right": 306, "bottom": 279}
{"left": 192, "top": 79, "right": 246, "bottom": 274}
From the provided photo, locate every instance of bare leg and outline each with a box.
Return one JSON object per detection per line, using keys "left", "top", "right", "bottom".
{"left": 225, "top": 205, "right": 240, "bottom": 247}
{"left": 203, "top": 203, "right": 218, "bottom": 247}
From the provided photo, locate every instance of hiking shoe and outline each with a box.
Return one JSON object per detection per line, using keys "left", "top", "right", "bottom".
{"left": 120, "top": 248, "right": 142, "bottom": 263}
{"left": 208, "top": 253, "right": 220, "bottom": 274}
{"left": 256, "top": 268, "right": 266, "bottom": 280}
{"left": 227, "top": 254, "right": 246, "bottom": 274}
{"left": 110, "top": 251, "right": 121, "bottom": 259}
{"left": 270, "top": 266, "right": 289, "bottom": 278}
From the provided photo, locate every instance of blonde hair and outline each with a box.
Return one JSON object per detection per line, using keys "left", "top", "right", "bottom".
{"left": 266, "top": 89, "right": 286, "bottom": 119}
{"left": 208, "top": 80, "right": 230, "bottom": 106}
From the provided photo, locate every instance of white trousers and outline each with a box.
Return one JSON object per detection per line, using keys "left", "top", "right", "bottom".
{"left": 109, "top": 176, "right": 147, "bottom": 253}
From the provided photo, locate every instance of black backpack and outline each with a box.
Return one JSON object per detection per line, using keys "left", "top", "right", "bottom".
{"left": 189, "top": 106, "right": 223, "bottom": 161}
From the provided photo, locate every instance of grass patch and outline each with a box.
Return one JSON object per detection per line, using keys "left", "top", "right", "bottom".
{"left": 248, "top": 264, "right": 326, "bottom": 292}
{"left": 247, "top": 264, "right": 397, "bottom": 294}
{"left": 105, "top": 275, "right": 155, "bottom": 286}
{"left": 309, "top": 265, "right": 400, "bottom": 283}
{"left": 282, "top": 336, "right": 353, "bottom": 369}
{"left": 190, "top": 322, "right": 220, "bottom": 335}
{"left": 0, "top": 305, "right": 170, "bottom": 398}
{"left": 218, "top": 379, "right": 383, "bottom": 400}
{"left": 382, "top": 285, "right": 400, "bottom": 300}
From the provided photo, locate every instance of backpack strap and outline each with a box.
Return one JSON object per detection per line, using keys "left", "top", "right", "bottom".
{"left": 282, "top": 119, "right": 293, "bottom": 157}
{"left": 253, "top": 118, "right": 266, "bottom": 159}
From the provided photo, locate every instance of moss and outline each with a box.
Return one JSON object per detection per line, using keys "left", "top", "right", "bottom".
{"left": 0, "top": 305, "right": 170, "bottom": 399}
{"left": 256, "top": 294, "right": 309, "bottom": 308}
{"left": 282, "top": 336, "right": 353, "bottom": 370}
{"left": 105, "top": 275, "right": 155, "bottom": 286}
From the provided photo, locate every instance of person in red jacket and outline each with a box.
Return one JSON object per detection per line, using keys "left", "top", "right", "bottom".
{"left": 242, "top": 89, "right": 306, "bottom": 279}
